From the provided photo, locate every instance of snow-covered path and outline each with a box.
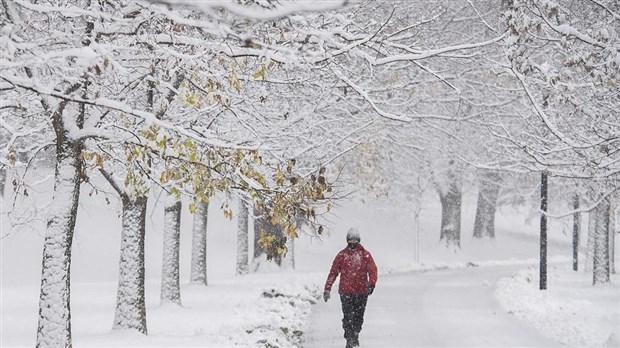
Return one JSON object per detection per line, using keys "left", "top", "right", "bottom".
{"left": 304, "top": 265, "right": 563, "bottom": 347}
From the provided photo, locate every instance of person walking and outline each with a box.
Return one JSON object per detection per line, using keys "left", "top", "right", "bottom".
{"left": 323, "top": 227, "right": 378, "bottom": 348}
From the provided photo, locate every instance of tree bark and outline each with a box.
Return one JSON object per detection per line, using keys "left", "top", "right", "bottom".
{"left": 253, "top": 206, "right": 263, "bottom": 260}
{"left": 190, "top": 200, "right": 209, "bottom": 284}
{"left": 36, "top": 138, "right": 82, "bottom": 348}
{"left": 268, "top": 221, "right": 284, "bottom": 266}
{"left": 113, "top": 195, "right": 148, "bottom": 334}
{"left": 236, "top": 197, "right": 249, "bottom": 275}
{"left": 413, "top": 211, "right": 421, "bottom": 264}
{"left": 0, "top": 166, "right": 6, "bottom": 197}
{"left": 36, "top": 78, "right": 85, "bottom": 347}
{"left": 539, "top": 172, "right": 548, "bottom": 290}
{"left": 161, "top": 195, "right": 182, "bottom": 304}
{"left": 472, "top": 172, "right": 501, "bottom": 239}
{"left": 609, "top": 197, "right": 616, "bottom": 274}
{"left": 585, "top": 209, "right": 596, "bottom": 272}
{"left": 438, "top": 181, "right": 462, "bottom": 249}
{"left": 283, "top": 236, "right": 295, "bottom": 270}
{"left": 252, "top": 207, "right": 284, "bottom": 270}
{"left": 593, "top": 198, "right": 611, "bottom": 285}
{"left": 572, "top": 195, "right": 580, "bottom": 271}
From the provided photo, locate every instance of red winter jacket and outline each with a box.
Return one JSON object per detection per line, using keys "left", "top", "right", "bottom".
{"left": 324, "top": 244, "right": 378, "bottom": 295}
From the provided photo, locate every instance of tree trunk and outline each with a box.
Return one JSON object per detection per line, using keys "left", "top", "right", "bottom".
{"left": 251, "top": 207, "right": 284, "bottom": 270}
{"left": 190, "top": 200, "right": 209, "bottom": 285}
{"left": 252, "top": 206, "right": 264, "bottom": 271}
{"left": 253, "top": 206, "right": 263, "bottom": 260}
{"left": 539, "top": 172, "right": 548, "bottom": 290}
{"left": 161, "top": 195, "right": 182, "bottom": 305}
{"left": 36, "top": 139, "right": 82, "bottom": 348}
{"left": 609, "top": 197, "right": 616, "bottom": 274}
{"left": 0, "top": 166, "right": 6, "bottom": 197}
{"left": 472, "top": 172, "right": 501, "bottom": 239}
{"left": 585, "top": 210, "right": 596, "bottom": 272}
{"left": 413, "top": 211, "right": 421, "bottom": 264}
{"left": 572, "top": 195, "right": 580, "bottom": 271}
{"left": 611, "top": 230, "right": 616, "bottom": 275}
{"left": 113, "top": 195, "right": 148, "bottom": 334}
{"left": 236, "top": 197, "right": 249, "bottom": 275}
{"left": 275, "top": 231, "right": 283, "bottom": 267}
{"left": 438, "top": 181, "right": 462, "bottom": 249}
{"left": 283, "top": 236, "right": 295, "bottom": 270}
{"left": 269, "top": 222, "right": 284, "bottom": 266}
{"left": 593, "top": 198, "right": 611, "bottom": 285}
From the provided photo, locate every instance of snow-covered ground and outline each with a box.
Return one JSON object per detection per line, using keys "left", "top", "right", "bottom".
{"left": 1, "top": 181, "right": 619, "bottom": 347}
{"left": 497, "top": 265, "right": 620, "bottom": 347}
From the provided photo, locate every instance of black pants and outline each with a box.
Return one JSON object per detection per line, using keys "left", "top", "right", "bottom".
{"left": 340, "top": 294, "right": 368, "bottom": 339}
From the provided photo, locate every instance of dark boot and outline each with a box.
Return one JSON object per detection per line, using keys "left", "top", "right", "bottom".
{"left": 345, "top": 338, "right": 354, "bottom": 348}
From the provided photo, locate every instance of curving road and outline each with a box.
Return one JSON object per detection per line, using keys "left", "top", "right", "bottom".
{"left": 304, "top": 265, "right": 563, "bottom": 348}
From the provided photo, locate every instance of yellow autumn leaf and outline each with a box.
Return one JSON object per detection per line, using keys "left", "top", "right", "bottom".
{"left": 189, "top": 151, "right": 198, "bottom": 162}
{"left": 252, "top": 64, "right": 267, "bottom": 80}
{"left": 286, "top": 224, "right": 298, "bottom": 238}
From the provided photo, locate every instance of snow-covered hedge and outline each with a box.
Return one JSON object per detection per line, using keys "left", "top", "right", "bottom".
{"left": 223, "top": 281, "right": 321, "bottom": 348}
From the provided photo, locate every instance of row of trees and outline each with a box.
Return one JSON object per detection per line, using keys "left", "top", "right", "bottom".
{"left": 0, "top": 0, "right": 343, "bottom": 346}
{"left": 504, "top": 0, "right": 619, "bottom": 288}
{"left": 332, "top": 0, "right": 618, "bottom": 286}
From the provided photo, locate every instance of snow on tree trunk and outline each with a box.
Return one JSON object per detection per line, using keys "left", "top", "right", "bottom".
{"left": 572, "top": 195, "right": 580, "bottom": 271}
{"left": 161, "top": 195, "right": 182, "bottom": 305}
{"left": 413, "top": 211, "right": 421, "bottom": 264}
{"left": 236, "top": 198, "right": 249, "bottom": 275}
{"left": 283, "top": 236, "right": 295, "bottom": 270}
{"left": 113, "top": 195, "right": 148, "bottom": 334}
{"left": 593, "top": 198, "right": 611, "bottom": 286}
{"left": 36, "top": 140, "right": 82, "bottom": 348}
{"left": 0, "top": 166, "right": 6, "bottom": 197}
{"left": 539, "top": 172, "right": 548, "bottom": 290}
{"left": 585, "top": 210, "right": 596, "bottom": 272}
{"left": 190, "top": 200, "right": 208, "bottom": 285}
{"left": 611, "top": 232, "right": 616, "bottom": 275}
{"left": 609, "top": 198, "right": 616, "bottom": 274}
{"left": 438, "top": 181, "right": 462, "bottom": 249}
{"left": 610, "top": 227, "right": 616, "bottom": 275}
{"left": 251, "top": 208, "right": 284, "bottom": 270}
{"left": 253, "top": 206, "right": 263, "bottom": 260}
{"left": 252, "top": 206, "right": 264, "bottom": 271}
{"left": 472, "top": 172, "right": 501, "bottom": 239}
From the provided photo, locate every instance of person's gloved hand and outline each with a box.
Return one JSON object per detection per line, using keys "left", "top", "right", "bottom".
{"left": 323, "top": 291, "right": 330, "bottom": 302}
{"left": 367, "top": 284, "right": 375, "bottom": 295}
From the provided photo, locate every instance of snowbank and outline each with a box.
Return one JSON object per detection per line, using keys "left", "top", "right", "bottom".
{"left": 496, "top": 265, "right": 620, "bottom": 347}
{"left": 226, "top": 280, "right": 321, "bottom": 347}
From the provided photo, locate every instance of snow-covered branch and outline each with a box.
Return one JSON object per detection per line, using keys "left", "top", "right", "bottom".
{"left": 536, "top": 8, "right": 617, "bottom": 50}
{"left": 372, "top": 33, "right": 506, "bottom": 65}
{"left": 589, "top": 0, "right": 620, "bottom": 21}
{"left": 510, "top": 66, "right": 589, "bottom": 150}
{"left": 145, "top": 0, "right": 351, "bottom": 20}
{"left": 1, "top": 74, "right": 256, "bottom": 150}
{"left": 13, "top": 0, "right": 134, "bottom": 22}
{"left": 335, "top": 73, "right": 412, "bottom": 123}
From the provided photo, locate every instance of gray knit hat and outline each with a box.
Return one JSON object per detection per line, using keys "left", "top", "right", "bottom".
{"left": 346, "top": 227, "right": 360, "bottom": 242}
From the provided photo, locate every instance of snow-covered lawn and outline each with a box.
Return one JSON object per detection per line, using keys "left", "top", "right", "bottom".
{"left": 497, "top": 265, "right": 620, "bottom": 348}
{"left": 1, "top": 272, "right": 324, "bottom": 348}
